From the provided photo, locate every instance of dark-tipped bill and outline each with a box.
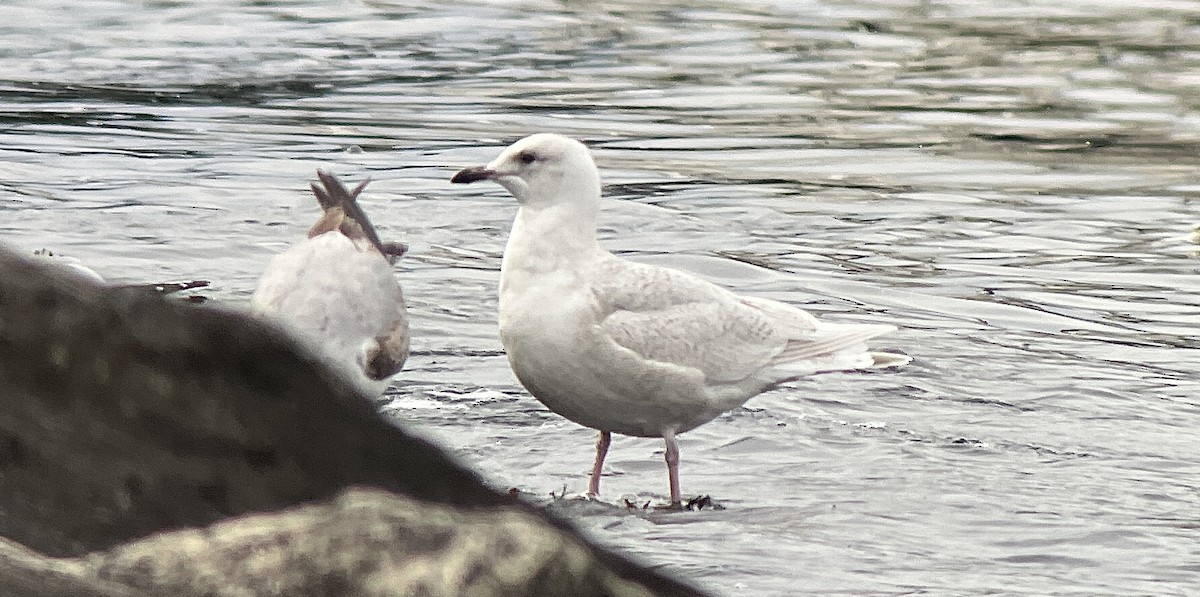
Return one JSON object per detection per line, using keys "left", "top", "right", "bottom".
{"left": 451, "top": 166, "right": 495, "bottom": 184}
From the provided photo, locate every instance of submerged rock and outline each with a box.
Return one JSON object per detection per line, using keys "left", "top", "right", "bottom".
{"left": 0, "top": 247, "right": 705, "bottom": 597}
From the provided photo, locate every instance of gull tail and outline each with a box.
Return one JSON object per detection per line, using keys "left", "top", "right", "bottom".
{"left": 867, "top": 351, "right": 911, "bottom": 369}
{"left": 772, "top": 323, "right": 894, "bottom": 364}
{"left": 771, "top": 323, "right": 905, "bottom": 375}
{"left": 777, "top": 323, "right": 910, "bottom": 370}
{"left": 308, "top": 170, "right": 407, "bottom": 263}
{"left": 741, "top": 296, "right": 909, "bottom": 377}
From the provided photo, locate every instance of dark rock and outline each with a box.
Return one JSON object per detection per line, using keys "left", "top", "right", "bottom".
{"left": 0, "top": 247, "right": 706, "bottom": 597}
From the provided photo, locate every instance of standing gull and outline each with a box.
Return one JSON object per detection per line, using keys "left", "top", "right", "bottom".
{"left": 452, "top": 134, "right": 908, "bottom": 507}
{"left": 253, "top": 171, "right": 409, "bottom": 396}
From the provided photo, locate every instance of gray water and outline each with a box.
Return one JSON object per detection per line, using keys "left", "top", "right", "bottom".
{"left": 3, "top": 0, "right": 1200, "bottom": 594}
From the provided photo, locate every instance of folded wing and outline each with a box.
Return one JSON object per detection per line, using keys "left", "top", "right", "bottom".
{"left": 592, "top": 256, "right": 900, "bottom": 384}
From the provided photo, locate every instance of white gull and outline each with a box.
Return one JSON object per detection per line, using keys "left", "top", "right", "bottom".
{"left": 31, "top": 249, "right": 106, "bottom": 283}
{"left": 452, "top": 134, "right": 909, "bottom": 507}
{"left": 252, "top": 171, "right": 409, "bottom": 396}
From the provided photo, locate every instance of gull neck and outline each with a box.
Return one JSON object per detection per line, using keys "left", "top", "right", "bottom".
{"left": 503, "top": 202, "right": 601, "bottom": 277}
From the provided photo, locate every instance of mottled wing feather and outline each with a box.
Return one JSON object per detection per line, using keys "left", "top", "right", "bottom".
{"left": 737, "top": 295, "right": 819, "bottom": 336}
{"left": 307, "top": 205, "right": 348, "bottom": 238}
{"left": 590, "top": 256, "right": 898, "bottom": 383}
{"left": 773, "top": 326, "right": 892, "bottom": 363}
{"left": 310, "top": 171, "right": 392, "bottom": 258}
{"left": 738, "top": 295, "right": 895, "bottom": 364}
{"left": 379, "top": 241, "right": 409, "bottom": 265}
{"left": 362, "top": 312, "right": 410, "bottom": 381}
{"left": 590, "top": 257, "right": 785, "bottom": 383}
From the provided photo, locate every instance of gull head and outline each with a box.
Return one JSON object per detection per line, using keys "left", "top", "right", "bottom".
{"left": 451, "top": 134, "right": 600, "bottom": 209}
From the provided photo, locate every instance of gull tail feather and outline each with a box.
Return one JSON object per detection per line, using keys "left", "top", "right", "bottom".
{"left": 868, "top": 351, "right": 912, "bottom": 368}
{"left": 742, "top": 295, "right": 908, "bottom": 375}
{"left": 772, "top": 323, "right": 894, "bottom": 363}
{"left": 770, "top": 323, "right": 907, "bottom": 377}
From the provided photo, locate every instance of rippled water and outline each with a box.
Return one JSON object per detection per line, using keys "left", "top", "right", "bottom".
{"left": 4, "top": 1, "right": 1200, "bottom": 594}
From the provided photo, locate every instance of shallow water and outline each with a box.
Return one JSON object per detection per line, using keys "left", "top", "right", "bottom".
{"left": 3, "top": 0, "right": 1200, "bottom": 594}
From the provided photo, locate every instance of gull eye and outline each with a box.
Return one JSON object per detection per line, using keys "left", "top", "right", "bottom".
{"left": 518, "top": 151, "right": 537, "bottom": 164}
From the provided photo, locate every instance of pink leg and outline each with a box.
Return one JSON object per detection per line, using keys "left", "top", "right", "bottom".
{"left": 587, "top": 430, "right": 611, "bottom": 498}
{"left": 663, "top": 429, "right": 682, "bottom": 507}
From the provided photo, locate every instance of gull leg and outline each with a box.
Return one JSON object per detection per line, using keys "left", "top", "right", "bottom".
{"left": 663, "top": 429, "right": 682, "bottom": 507}
{"left": 587, "top": 430, "right": 611, "bottom": 498}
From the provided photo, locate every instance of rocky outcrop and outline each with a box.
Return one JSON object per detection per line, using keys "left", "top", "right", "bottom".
{"left": 0, "top": 247, "right": 705, "bottom": 596}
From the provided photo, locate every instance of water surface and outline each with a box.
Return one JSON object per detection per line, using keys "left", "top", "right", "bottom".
{"left": 2, "top": 1, "right": 1199, "bottom": 594}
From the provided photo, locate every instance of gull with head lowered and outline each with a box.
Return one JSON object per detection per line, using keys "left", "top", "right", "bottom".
{"left": 452, "top": 134, "right": 908, "bottom": 507}
{"left": 253, "top": 172, "right": 409, "bottom": 397}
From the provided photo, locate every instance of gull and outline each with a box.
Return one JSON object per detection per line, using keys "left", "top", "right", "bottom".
{"left": 252, "top": 171, "right": 409, "bottom": 396}
{"left": 31, "top": 248, "right": 106, "bottom": 283}
{"left": 31, "top": 248, "right": 210, "bottom": 301}
{"left": 452, "top": 134, "right": 909, "bottom": 507}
